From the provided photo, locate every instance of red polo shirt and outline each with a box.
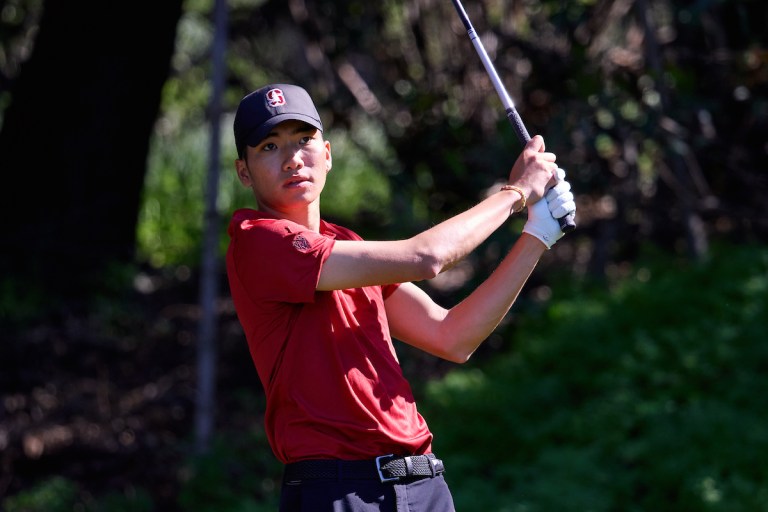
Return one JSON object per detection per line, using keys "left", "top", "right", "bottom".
{"left": 226, "top": 208, "right": 433, "bottom": 463}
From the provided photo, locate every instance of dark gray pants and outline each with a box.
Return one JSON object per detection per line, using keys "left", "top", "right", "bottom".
{"left": 279, "top": 475, "right": 456, "bottom": 512}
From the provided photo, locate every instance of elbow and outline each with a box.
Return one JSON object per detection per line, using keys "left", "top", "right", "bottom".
{"left": 444, "top": 352, "right": 472, "bottom": 364}
{"left": 402, "top": 251, "right": 442, "bottom": 282}
{"left": 416, "top": 255, "right": 443, "bottom": 281}
{"left": 409, "top": 241, "right": 446, "bottom": 281}
{"left": 430, "top": 319, "right": 480, "bottom": 364}
{"left": 439, "top": 340, "right": 477, "bottom": 364}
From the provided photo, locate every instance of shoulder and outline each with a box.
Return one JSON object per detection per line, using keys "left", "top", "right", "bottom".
{"left": 229, "top": 209, "right": 302, "bottom": 238}
{"left": 320, "top": 219, "right": 363, "bottom": 242}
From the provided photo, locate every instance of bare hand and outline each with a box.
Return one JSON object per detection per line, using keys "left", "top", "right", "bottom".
{"left": 507, "top": 135, "right": 558, "bottom": 205}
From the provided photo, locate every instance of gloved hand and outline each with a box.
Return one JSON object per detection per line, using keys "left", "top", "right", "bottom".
{"left": 523, "top": 169, "right": 576, "bottom": 249}
{"left": 523, "top": 199, "right": 562, "bottom": 249}
{"left": 545, "top": 179, "right": 576, "bottom": 219}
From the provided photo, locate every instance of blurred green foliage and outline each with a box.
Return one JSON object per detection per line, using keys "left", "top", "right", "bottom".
{"left": 2, "top": 476, "right": 154, "bottom": 512}
{"left": 177, "top": 432, "right": 282, "bottom": 512}
{"left": 137, "top": 122, "right": 216, "bottom": 268}
{"left": 421, "top": 242, "right": 768, "bottom": 511}
{"left": 2, "top": 477, "right": 77, "bottom": 512}
{"left": 320, "top": 117, "right": 398, "bottom": 226}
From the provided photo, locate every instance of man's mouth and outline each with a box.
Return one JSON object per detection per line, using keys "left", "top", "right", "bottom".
{"left": 286, "top": 176, "right": 309, "bottom": 187}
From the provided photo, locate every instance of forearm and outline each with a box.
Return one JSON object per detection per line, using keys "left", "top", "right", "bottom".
{"left": 410, "top": 188, "right": 524, "bottom": 274}
{"left": 439, "top": 233, "right": 546, "bottom": 361}
{"left": 318, "top": 188, "right": 524, "bottom": 291}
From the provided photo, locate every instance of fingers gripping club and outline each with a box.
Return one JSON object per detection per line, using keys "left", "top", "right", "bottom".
{"left": 450, "top": 0, "right": 576, "bottom": 233}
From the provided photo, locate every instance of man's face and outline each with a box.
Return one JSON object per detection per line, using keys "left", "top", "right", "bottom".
{"left": 235, "top": 120, "right": 332, "bottom": 215}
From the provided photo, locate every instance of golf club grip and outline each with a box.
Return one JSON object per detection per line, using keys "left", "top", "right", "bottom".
{"left": 506, "top": 107, "right": 531, "bottom": 145}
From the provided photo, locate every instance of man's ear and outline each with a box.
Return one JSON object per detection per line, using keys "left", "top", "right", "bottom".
{"left": 235, "top": 158, "right": 251, "bottom": 185}
{"left": 325, "top": 140, "right": 332, "bottom": 172}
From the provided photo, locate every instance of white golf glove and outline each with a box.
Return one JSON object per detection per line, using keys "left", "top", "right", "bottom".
{"left": 545, "top": 179, "right": 576, "bottom": 219}
{"left": 523, "top": 169, "right": 576, "bottom": 249}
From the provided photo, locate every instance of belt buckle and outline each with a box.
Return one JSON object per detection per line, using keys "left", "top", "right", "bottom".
{"left": 375, "top": 454, "right": 399, "bottom": 483}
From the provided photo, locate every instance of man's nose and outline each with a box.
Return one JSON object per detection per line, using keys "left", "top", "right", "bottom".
{"left": 282, "top": 147, "right": 303, "bottom": 171}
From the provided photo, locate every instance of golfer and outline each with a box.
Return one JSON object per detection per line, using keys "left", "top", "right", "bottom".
{"left": 225, "top": 83, "right": 576, "bottom": 511}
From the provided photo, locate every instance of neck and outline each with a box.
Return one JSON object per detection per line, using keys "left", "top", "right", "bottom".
{"left": 259, "top": 202, "right": 322, "bottom": 232}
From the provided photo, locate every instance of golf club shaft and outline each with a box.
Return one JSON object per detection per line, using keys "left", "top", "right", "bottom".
{"left": 450, "top": 0, "right": 576, "bottom": 232}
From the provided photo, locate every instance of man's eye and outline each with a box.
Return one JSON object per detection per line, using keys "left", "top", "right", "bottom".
{"left": 262, "top": 143, "right": 277, "bottom": 151}
{"left": 300, "top": 136, "right": 312, "bottom": 144}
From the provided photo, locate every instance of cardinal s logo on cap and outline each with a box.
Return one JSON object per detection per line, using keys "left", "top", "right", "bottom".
{"left": 266, "top": 89, "right": 286, "bottom": 108}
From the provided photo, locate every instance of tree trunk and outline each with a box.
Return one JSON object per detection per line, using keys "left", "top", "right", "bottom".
{"left": 0, "top": 0, "right": 183, "bottom": 301}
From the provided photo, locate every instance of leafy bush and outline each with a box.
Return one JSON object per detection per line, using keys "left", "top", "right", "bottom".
{"left": 86, "top": 488, "right": 154, "bottom": 512}
{"left": 177, "top": 431, "right": 283, "bottom": 512}
{"left": 1, "top": 476, "right": 155, "bottom": 512}
{"left": 2, "top": 477, "right": 77, "bottom": 512}
{"left": 422, "top": 243, "right": 768, "bottom": 511}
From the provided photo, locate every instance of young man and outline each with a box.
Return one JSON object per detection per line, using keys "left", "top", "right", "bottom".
{"left": 226, "top": 83, "right": 575, "bottom": 511}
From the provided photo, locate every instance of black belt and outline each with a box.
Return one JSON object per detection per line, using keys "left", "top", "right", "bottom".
{"left": 284, "top": 454, "right": 445, "bottom": 483}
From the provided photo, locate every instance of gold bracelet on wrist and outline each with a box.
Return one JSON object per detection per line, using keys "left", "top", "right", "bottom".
{"left": 500, "top": 184, "right": 527, "bottom": 215}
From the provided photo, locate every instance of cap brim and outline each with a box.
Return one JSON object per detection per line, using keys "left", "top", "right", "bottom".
{"left": 244, "top": 113, "right": 323, "bottom": 148}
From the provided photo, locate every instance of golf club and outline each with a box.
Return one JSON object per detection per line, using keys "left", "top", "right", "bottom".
{"left": 450, "top": 0, "right": 576, "bottom": 232}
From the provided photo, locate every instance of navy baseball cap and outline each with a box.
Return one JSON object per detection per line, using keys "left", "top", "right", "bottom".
{"left": 233, "top": 83, "right": 323, "bottom": 158}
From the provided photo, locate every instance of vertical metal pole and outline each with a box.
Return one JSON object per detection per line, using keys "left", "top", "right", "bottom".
{"left": 195, "top": 0, "right": 228, "bottom": 455}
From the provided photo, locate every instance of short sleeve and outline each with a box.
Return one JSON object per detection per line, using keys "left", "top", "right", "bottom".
{"left": 229, "top": 217, "right": 335, "bottom": 304}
